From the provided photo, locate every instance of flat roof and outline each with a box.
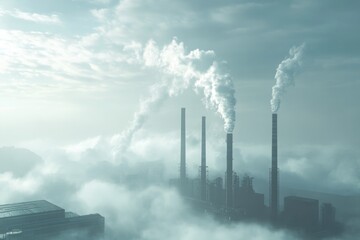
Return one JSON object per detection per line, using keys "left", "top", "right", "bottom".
{"left": 65, "top": 212, "right": 79, "bottom": 218}
{"left": 285, "top": 196, "right": 318, "bottom": 203}
{"left": 0, "top": 200, "right": 63, "bottom": 219}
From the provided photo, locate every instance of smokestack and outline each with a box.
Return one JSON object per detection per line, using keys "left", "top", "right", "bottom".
{"left": 270, "top": 113, "right": 278, "bottom": 221}
{"left": 180, "top": 108, "right": 186, "bottom": 194}
{"left": 200, "top": 116, "right": 207, "bottom": 201}
{"left": 226, "top": 133, "right": 233, "bottom": 209}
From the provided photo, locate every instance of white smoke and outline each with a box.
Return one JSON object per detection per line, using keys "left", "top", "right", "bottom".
{"left": 195, "top": 63, "right": 236, "bottom": 133}
{"left": 270, "top": 44, "right": 305, "bottom": 113}
{"left": 118, "top": 39, "right": 236, "bottom": 152}
{"left": 118, "top": 82, "right": 169, "bottom": 152}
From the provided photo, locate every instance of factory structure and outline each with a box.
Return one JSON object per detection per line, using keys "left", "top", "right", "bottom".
{"left": 173, "top": 108, "right": 343, "bottom": 237}
{"left": 0, "top": 106, "right": 345, "bottom": 239}
{"left": 0, "top": 200, "right": 104, "bottom": 240}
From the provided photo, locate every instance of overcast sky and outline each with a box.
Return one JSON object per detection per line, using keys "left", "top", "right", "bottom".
{"left": 0, "top": 0, "right": 358, "bottom": 188}
{"left": 0, "top": 1, "right": 359, "bottom": 238}
{"left": 0, "top": 0, "right": 358, "bottom": 145}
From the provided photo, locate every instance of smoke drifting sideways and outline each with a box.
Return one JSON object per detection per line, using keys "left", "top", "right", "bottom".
{"left": 118, "top": 39, "right": 236, "bottom": 153}
{"left": 271, "top": 44, "right": 305, "bottom": 113}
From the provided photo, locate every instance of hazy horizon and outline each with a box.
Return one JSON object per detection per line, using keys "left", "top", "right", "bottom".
{"left": 0, "top": 0, "right": 359, "bottom": 239}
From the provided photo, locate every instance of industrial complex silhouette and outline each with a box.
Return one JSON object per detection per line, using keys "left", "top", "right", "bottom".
{"left": 0, "top": 107, "right": 352, "bottom": 239}
{"left": 171, "top": 108, "right": 344, "bottom": 238}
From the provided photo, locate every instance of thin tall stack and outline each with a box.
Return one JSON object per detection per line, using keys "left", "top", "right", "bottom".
{"left": 270, "top": 113, "right": 278, "bottom": 221}
{"left": 226, "top": 133, "right": 233, "bottom": 209}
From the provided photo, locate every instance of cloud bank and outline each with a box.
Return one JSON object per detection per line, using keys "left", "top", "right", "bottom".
{"left": 0, "top": 144, "right": 302, "bottom": 240}
{"left": 2, "top": 135, "right": 360, "bottom": 239}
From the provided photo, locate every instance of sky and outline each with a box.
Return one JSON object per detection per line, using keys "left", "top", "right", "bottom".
{"left": 0, "top": 0, "right": 359, "bottom": 239}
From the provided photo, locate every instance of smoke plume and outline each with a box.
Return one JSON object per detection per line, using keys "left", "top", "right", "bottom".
{"left": 195, "top": 63, "right": 236, "bottom": 133}
{"left": 270, "top": 44, "right": 305, "bottom": 113}
{"left": 118, "top": 82, "right": 169, "bottom": 152}
{"left": 118, "top": 39, "right": 236, "bottom": 152}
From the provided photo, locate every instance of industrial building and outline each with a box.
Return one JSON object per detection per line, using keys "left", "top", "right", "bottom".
{"left": 321, "top": 203, "right": 336, "bottom": 228}
{"left": 174, "top": 108, "right": 265, "bottom": 219}
{"left": 234, "top": 175, "right": 266, "bottom": 219}
{"left": 173, "top": 108, "right": 343, "bottom": 237}
{"left": 283, "top": 196, "right": 319, "bottom": 232}
{"left": 0, "top": 200, "right": 104, "bottom": 240}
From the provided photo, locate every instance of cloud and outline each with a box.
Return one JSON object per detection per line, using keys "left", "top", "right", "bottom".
{"left": 76, "top": 180, "right": 299, "bottom": 240}
{"left": 280, "top": 146, "right": 360, "bottom": 193}
{"left": 90, "top": 0, "right": 200, "bottom": 43}
{"left": 0, "top": 142, "right": 301, "bottom": 240}
{"left": 0, "top": 29, "right": 140, "bottom": 98}
{"left": 92, "top": 0, "right": 112, "bottom": 5}
{"left": 1, "top": 130, "right": 360, "bottom": 239}
{"left": 235, "top": 143, "right": 360, "bottom": 194}
{"left": 0, "top": 8, "right": 61, "bottom": 24}
{"left": 1, "top": 0, "right": 359, "bottom": 99}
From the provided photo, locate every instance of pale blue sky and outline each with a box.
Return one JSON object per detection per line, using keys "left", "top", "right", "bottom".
{"left": 0, "top": 0, "right": 359, "bottom": 194}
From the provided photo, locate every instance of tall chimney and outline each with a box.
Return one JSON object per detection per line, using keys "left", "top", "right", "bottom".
{"left": 226, "top": 133, "right": 233, "bottom": 209}
{"left": 180, "top": 108, "right": 186, "bottom": 194}
{"left": 270, "top": 113, "right": 278, "bottom": 221}
{"left": 200, "top": 116, "right": 207, "bottom": 201}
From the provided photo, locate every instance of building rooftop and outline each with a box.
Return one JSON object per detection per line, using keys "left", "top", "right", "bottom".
{"left": 65, "top": 212, "right": 79, "bottom": 218}
{"left": 0, "top": 200, "right": 63, "bottom": 219}
{"left": 285, "top": 196, "right": 319, "bottom": 203}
